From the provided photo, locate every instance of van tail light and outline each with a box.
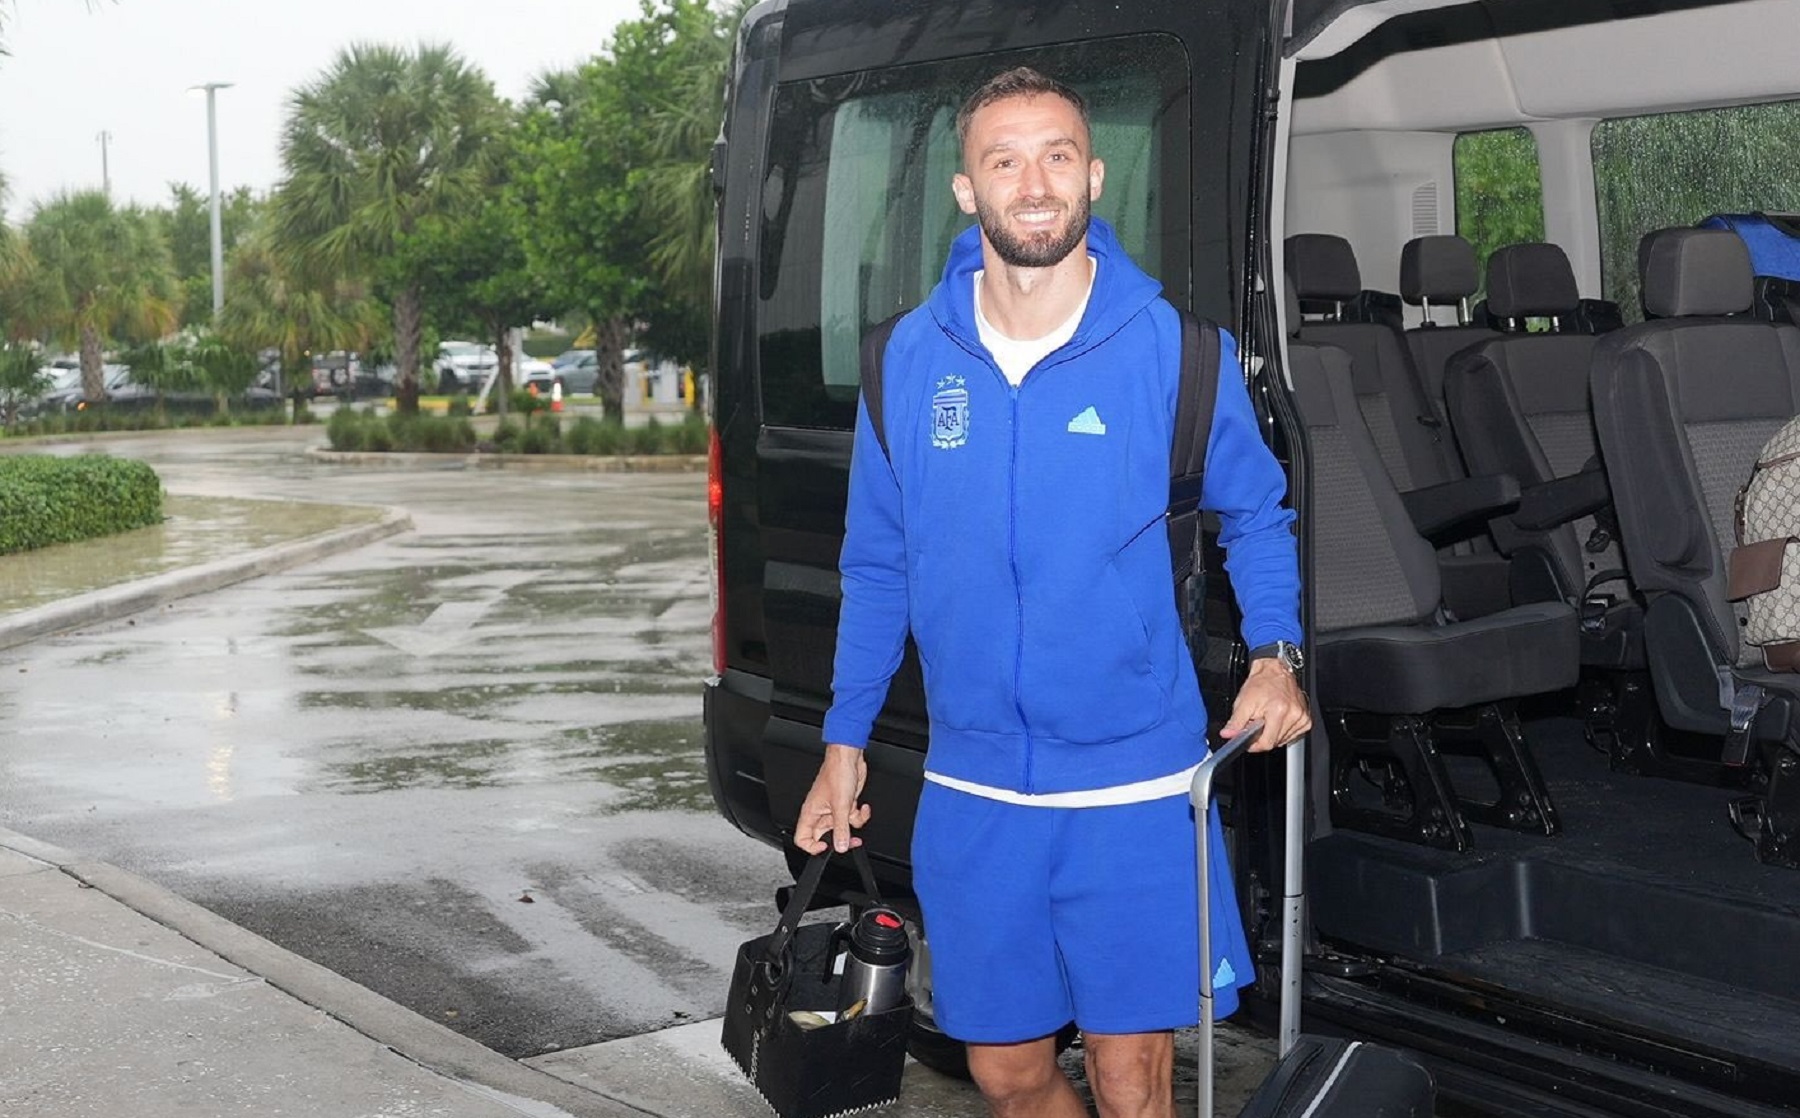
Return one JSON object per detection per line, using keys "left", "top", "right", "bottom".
{"left": 708, "top": 423, "right": 727, "bottom": 677}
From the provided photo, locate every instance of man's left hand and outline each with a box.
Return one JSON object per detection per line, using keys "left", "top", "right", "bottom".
{"left": 1221, "top": 659, "right": 1311, "bottom": 752}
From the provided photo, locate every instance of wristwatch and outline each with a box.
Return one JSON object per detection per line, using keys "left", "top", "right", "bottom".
{"left": 1248, "top": 640, "right": 1304, "bottom": 674}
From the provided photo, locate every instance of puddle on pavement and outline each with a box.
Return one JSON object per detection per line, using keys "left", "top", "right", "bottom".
{"left": 0, "top": 495, "right": 385, "bottom": 615}
{"left": 316, "top": 717, "right": 710, "bottom": 811}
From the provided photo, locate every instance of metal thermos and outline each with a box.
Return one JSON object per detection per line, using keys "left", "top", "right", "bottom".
{"left": 835, "top": 907, "right": 910, "bottom": 1018}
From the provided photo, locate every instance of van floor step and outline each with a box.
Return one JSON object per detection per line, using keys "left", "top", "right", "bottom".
{"left": 1424, "top": 939, "right": 1800, "bottom": 1073}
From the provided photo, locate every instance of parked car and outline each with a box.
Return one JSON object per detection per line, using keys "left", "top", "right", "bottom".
{"left": 24, "top": 365, "right": 130, "bottom": 415}
{"left": 435, "top": 341, "right": 498, "bottom": 394}
{"left": 523, "top": 349, "right": 600, "bottom": 396}
{"left": 704, "top": 1, "right": 1800, "bottom": 1114}
{"left": 309, "top": 352, "right": 365, "bottom": 398}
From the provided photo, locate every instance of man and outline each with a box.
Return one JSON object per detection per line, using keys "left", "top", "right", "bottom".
{"left": 796, "top": 67, "right": 1308, "bottom": 1118}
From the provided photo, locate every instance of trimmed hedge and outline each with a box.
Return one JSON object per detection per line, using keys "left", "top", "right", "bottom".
{"left": 325, "top": 407, "right": 708, "bottom": 457}
{"left": 0, "top": 455, "right": 164, "bottom": 555}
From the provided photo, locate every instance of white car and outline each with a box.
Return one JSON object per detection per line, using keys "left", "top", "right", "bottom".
{"left": 435, "top": 341, "right": 498, "bottom": 393}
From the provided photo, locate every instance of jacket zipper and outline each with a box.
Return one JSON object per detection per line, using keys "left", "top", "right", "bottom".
{"left": 1008, "top": 385, "right": 1034, "bottom": 792}
{"left": 950, "top": 333, "right": 1088, "bottom": 795}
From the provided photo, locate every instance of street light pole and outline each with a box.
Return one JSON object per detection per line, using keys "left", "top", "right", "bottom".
{"left": 190, "top": 82, "right": 234, "bottom": 318}
{"left": 96, "top": 131, "right": 112, "bottom": 195}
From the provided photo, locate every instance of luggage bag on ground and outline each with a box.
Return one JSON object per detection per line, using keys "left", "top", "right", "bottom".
{"left": 1191, "top": 730, "right": 1436, "bottom": 1117}
{"left": 721, "top": 845, "right": 912, "bottom": 1118}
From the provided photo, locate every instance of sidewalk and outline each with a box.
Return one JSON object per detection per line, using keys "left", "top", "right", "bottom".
{"left": 0, "top": 831, "right": 634, "bottom": 1118}
{"left": 0, "top": 825, "right": 1274, "bottom": 1118}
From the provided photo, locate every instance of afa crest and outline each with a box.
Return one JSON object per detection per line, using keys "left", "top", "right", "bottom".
{"left": 931, "top": 376, "right": 969, "bottom": 450}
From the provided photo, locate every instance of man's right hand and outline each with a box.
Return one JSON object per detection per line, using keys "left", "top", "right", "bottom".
{"left": 794, "top": 743, "right": 872, "bottom": 855}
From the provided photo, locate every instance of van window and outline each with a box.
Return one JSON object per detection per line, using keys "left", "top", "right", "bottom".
{"left": 756, "top": 35, "right": 1192, "bottom": 431}
{"left": 1452, "top": 127, "right": 1545, "bottom": 300}
{"left": 1593, "top": 100, "right": 1800, "bottom": 320}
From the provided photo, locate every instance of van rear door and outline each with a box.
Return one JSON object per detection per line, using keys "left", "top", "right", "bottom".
{"left": 717, "top": 0, "right": 1271, "bottom": 882}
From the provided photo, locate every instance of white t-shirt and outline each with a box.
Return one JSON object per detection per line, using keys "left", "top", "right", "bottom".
{"left": 973, "top": 265, "right": 1092, "bottom": 386}
{"left": 924, "top": 261, "right": 1198, "bottom": 808}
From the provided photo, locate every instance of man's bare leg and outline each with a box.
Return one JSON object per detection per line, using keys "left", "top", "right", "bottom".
{"left": 967, "top": 1035, "right": 1087, "bottom": 1118}
{"left": 1084, "top": 1030, "right": 1175, "bottom": 1118}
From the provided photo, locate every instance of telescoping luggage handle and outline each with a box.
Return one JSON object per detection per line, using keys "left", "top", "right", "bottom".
{"left": 1190, "top": 721, "right": 1307, "bottom": 1118}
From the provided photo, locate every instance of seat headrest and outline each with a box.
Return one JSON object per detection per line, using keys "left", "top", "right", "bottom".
{"left": 1285, "top": 279, "right": 1302, "bottom": 339}
{"left": 1486, "top": 243, "right": 1580, "bottom": 319}
{"left": 1285, "top": 234, "right": 1362, "bottom": 302}
{"left": 1640, "top": 227, "right": 1754, "bottom": 318}
{"left": 1400, "top": 236, "right": 1478, "bottom": 304}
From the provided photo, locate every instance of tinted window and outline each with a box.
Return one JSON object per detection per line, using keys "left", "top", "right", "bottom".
{"left": 756, "top": 35, "right": 1192, "bottom": 430}
{"left": 1453, "top": 127, "right": 1545, "bottom": 302}
{"left": 1593, "top": 100, "right": 1800, "bottom": 321}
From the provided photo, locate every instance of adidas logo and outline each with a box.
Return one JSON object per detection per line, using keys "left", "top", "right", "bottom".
{"left": 1067, "top": 406, "right": 1107, "bottom": 436}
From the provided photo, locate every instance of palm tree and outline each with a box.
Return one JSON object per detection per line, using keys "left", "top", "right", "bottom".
{"left": 638, "top": 0, "right": 742, "bottom": 322}
{"left": 216, "top": 226, "right": 383, "bottom": 399}
{"left": 18, "top": 191, "right": 178, "bottom": 403}
{"left": 272, "top": 42, "right": 504, "bottom": 413}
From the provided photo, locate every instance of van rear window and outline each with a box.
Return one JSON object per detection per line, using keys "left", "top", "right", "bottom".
{"left": 755, "top": 35, "right": 1191, "bottom": 431}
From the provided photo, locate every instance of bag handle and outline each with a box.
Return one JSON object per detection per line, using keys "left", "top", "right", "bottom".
{"left": 763, "top": 843, "right": 881, "bottom": 970}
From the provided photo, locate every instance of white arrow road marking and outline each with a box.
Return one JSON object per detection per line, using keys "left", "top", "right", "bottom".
{"left": 362, "top": 573, "right": 535, "bottom": 657}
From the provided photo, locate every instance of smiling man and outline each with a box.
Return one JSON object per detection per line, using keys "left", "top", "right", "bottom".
{"left": 795, "top": 67, "right": 1308, "bottom": 1118}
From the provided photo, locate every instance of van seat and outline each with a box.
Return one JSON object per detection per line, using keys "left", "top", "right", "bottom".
{"left": 1591, "top": 226, "right": 1800, "bottom": 865}
{"left": 1287, "top": 287, "right": 1576, "bottom": 851}
{"left": 1400, "top": 235, "right": 1500, "bottom": 459}
{"left": 1446, "top": 244, "right": 1620, "bottom": 609}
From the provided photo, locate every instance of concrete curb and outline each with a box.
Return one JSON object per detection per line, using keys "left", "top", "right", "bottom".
{"left": 0, "top": 506, "right": 413, "bottom": 652}
{"left": 306, "top": 448, "right": 707, "bottom": 473}
{"left": 0, "top": 424, "right": 318, "bottom": 453}
{"left": 0, "top": 826, "right": 654, "bottom": 1118}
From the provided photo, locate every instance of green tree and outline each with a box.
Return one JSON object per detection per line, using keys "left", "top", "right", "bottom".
{"left": 1455, "top": 129, "right": 1546, "bottom": 302}
{"left": 189, "top": 333, "right": 260, "bottom": 414}
{"left": 17, "top": 191, "right": 179, "bottom": 403}
{"left": 216, "top": 225, "right": 383, "bottom": 399}
{"left": 401, "top": 127, "right": 549, "bottom": 417}
{"left": 118, "top": 339, "right": 202, "bottom": 418}
{"left": 154, "top": 183, "right": 262, "bottom": 328}
{"left": 513, "top": 0, "right": 735, "bottom": 418}
{"left": 0, "top": 345, "right": 50, "bottom": 425}
{"left": 273, "top": 42, "right": 505, "bottom": 412}
{"left": 632, "top": 0, "right": 744, "bottom": 378}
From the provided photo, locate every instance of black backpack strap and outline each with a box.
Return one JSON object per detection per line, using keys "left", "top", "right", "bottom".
{"left": 1170, "top": 309, "right": 1221, "bottom": 501}
{"left": 858, "top": 314, "right": 906, "bottom": 461}
{"left": 1167, "top": 309, "right": 1223, "bottom": 672}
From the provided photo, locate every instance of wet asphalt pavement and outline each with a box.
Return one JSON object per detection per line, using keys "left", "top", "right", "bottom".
{"left": 0, "top": 428, "right": 793, "bottom": 1059}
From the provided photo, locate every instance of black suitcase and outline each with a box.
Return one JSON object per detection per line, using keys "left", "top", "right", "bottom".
{"left": 1191, "top": 727, "right": 1436, "bottom": 1117}
{"left": 1236, "top": 1036, "right": 1433, "bottom": 1117}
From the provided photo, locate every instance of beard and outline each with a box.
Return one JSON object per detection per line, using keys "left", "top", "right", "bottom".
{"left": 975, "top": 191, "right": 1091, "bottom": 269}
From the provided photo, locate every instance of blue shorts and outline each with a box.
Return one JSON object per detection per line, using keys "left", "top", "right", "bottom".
{"left": 910, "top": 782, "right": 1257, "bottom": 1044}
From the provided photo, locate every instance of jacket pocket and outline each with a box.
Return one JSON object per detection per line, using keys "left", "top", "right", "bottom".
{"left": 909, "top": 557, "right": 1018, "bottom": 734}
{"left": 1018, "top": 555, "right": 1166, "bottom": 744}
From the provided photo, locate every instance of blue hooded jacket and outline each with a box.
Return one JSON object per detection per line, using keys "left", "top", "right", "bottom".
{"left": 822, "top": 217, "right": 1301, "bottom": 794}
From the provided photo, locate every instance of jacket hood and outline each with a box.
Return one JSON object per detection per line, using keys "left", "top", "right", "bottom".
{"left": 926, "top": 215, "right": 1164, "bottom": 355}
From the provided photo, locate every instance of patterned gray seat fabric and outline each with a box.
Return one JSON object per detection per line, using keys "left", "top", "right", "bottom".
{"left": 1445, "top": 243, "right": 1622, "bottom": 605}
{"left": 1288, "top": 233, "right": 1460, "bottom": 492}
{"left": 1401, "top": 235, "right": 1500, "bottom": 440}
{"left": 1592, "top": 227, "right": 1800, "bottom": 725}
{"left": 1289, "top": 335, "right": 1579, "bottom": 713}
{"left": 1290, "top": 233, "right": 1513, "bottom": 619}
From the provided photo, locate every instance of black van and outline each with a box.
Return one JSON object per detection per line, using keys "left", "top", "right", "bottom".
{"left": 704, "top": 2, "right": 1800, "bottom": 1114}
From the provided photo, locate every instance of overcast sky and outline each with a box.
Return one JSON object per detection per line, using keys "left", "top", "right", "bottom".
{"left": 0, "top": 0, "right": 647, "bottom": 223}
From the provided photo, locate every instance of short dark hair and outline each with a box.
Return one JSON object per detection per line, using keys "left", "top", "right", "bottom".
{"left": 955, "top": 67, "right": 1090, "bottom": 156}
